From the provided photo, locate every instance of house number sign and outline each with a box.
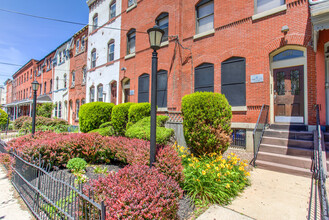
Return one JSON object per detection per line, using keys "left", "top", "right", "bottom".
{"left": 250, "top": 74, "right": 264, "bottom": 83}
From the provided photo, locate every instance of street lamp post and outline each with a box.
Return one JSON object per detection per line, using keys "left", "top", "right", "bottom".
{"left": 31, "top": 80, "right": 39, "bottom": 136}
{"left": 147, "top": 25, "right": 164, "bottom": 167}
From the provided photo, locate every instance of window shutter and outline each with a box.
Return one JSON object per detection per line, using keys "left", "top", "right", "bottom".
{"left": 157, "top": 70, "right": 167, "bottom": 108}
{"left": 195, "top": 63, "right": 214, "bottom": 92}
{"left": 138, "top": 74, "right": 150, "bottom": 103}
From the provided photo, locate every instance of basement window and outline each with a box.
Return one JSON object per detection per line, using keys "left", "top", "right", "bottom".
{"left": 231, "top": 129, "right": 246, "bottom": 149}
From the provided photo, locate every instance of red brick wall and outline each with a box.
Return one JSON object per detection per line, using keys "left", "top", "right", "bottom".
{"left": 68, "top": 27, "right": 88, "bottom": 125}
{"left": 119, "top": 0, "right": 316, "bottom": 124}
{"left": 36, "top": 51, "right": 56, "bottom": 99}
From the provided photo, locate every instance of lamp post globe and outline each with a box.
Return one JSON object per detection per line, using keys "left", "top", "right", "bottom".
{"left": 147, "top": 25, "right": 164, "bottom": 167}
{"left": 31, "top": 80, "right": 39, "bottom": 137}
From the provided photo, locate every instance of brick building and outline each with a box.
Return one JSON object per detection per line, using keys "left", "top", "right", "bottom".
{"left": 68, "top": 26, "right": 88, "bottom": 125}
{"left": 119, "top": 0, "right": 316, "bottom": 150}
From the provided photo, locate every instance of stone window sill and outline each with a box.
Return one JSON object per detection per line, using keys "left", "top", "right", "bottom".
{"left": 126, "top": 3, "right": 137, "bottom": 13}
{"left": 193, "top": 29, "right": 215, "bottom": 40}
{"left": 231, "top": 106, "right": 247, "bottom": 112}
{"left": 157, "top": 108, "right": 168, "bottom": 112}
{"left": 252, "top": 5, "right": 287, "bottom": 21}
{"left": 125, "top": 53, "right": 136, "bottom": 60}
{"left": 160, "top": 41, "right": 169, "bottom": 47}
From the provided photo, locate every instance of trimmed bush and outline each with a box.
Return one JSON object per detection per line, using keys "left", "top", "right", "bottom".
{"left": 127, "top": 103, "right": 151, "bottom": 128}
{"left": 125, "top": 116, "right": 174, "bottom": 145}
{"left": 13, "top": 116, "right": 30, "bottom": 130}
{"left": 111, "top": 103, "right": 135, "bottom": 135}
{"left": 182, "top": 92, "right": 232, "bottom": 156}
{"left": 89, "top": 126, "right": 115, "bottom": 137}
{"left": 79, "top": 102, "right": 115, "bottom": 133}
{"left": 36, "top": 103, "right": 54, "bottom": 118}
{"left": 99, "top": 122, "right": 112, "bottom": 129}
{"left": 0, "top": 108, "right": 8, "bottom": 128}
{"left": 67, "top": 158, "right": 87, "bottom": 172}
{"left": 84, "top": 165, "right": 183, "bottom": 219}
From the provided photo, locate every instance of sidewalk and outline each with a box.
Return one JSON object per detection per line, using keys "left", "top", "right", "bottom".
{"left": 198, "top": 168, "right": 311, "bottom": 220}
{"left": 0, "top": 166, "right": 33, "bottom": 220}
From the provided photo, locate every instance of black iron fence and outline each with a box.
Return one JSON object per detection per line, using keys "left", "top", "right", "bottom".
{"left": 231, "top": 129, "right": 246, "bottom": 149}
{"left": 251, "top": 104, "right": 269, "bottom": 167}
{"left": 9, "top": 149, "right": 106, "bottom": 220}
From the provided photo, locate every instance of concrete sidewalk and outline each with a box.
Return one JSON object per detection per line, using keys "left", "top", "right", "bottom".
{"left": 198, "top": 168, "right": 311, "bottom": 220}
{"left": 0, "top": 166, "right": 33, "bottom": 220}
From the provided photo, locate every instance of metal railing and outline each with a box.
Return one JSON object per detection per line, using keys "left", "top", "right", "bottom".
{"left": 9, "top": 149, "right": 106, "bottom": 220}
{"left": 310, "top": 105, "right": 329, "bottom": 219}
{"left": 251, "top": 104, "right": 269, "bottom": 167}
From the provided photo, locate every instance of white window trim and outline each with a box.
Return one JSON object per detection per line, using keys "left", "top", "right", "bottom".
{"left": 126, "top": 3, "right": 137, "bottom": 12}
{"left": 231, "top": 106, "right": 248, "bottom": 112}
{"left": 193, "top": 29, "right": 215, "bottom": 40}
{"left": 125, "top": 52, "right": 136, "bottom": 60}
{"left": 252, "top": 4, "right": 287, "bottom": 21}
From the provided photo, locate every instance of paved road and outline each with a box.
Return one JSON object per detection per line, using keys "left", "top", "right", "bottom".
{"left": 0, "top": 166, "right": 33, "bottom": 220}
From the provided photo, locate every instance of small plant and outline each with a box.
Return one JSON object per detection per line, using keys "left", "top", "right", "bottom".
{"left": 93, "top": 166, "right": 108, "bottom": 175}
{"left": 67, "top": 158, "right": 87, "bottom": 173}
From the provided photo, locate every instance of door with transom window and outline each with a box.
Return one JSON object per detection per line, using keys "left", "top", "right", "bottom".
{"left": 273, "top": 65, "right": 304, "bottom": 123}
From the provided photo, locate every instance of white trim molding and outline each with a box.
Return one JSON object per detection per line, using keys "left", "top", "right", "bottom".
{"left": 252, "top": 5, "right": 287, "bottom": 21}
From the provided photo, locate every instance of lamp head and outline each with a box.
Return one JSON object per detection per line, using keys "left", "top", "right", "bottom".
{"left": 147, "top": 25, "right": 165, "bottom": 51}
{"left": 31, "top": 80, "right": 39, "bottom": 91}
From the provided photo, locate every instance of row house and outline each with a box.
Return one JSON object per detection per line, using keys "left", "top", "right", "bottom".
{"left": 68, "top": 26, "right": 88, "bottom": 125}
{"left": 86, "top": 0, "right": 121, "bottom": 105}
{"left": 116, "top": 0, "right": 315, "bottom": 151}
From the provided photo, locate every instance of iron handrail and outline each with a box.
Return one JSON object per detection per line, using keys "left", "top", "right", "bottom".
{"left": 251, "top": 104, "right": 269, "bottom": 167}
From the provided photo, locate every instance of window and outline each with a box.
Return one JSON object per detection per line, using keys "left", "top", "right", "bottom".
{"left": 123, "top": 79, "right": 130, "bottom": 103}
{"left": 108, "top": 40, "right": 115, "bottom": 62}
{"left": 81, "top": 99, "right": 85, "bottom": 105}
{"left": 273, "top": 49, "right": 303, "bottom": 62}
{"left": 56, "top": 77, "right": 59, "bottom": 90}
{"left": 97, "top": 84, "right": 104, "bottom": 102}
{"left": 44, "top": 82, "right": 46, "bottom": 94}
{"left": 58, "top": 102, "right": 62, "bottom": 118}
{"left": 90, "top": 86, "right": 95, "bottom": 102}
{"left": 93, "top": 14, "right": 98, "bottom": 31}
{"left": 82, "top": 66, "right": 87, "bottom": 84}
{"left": 72, "top": 71, "right": 75, "bottom": 87}
{"left": 40, "top": 84, "right": 42, "bottom": 95}
{"left": 221, "top": 57, "right": 246, "bottom": 106}
{"left": 110, "top": 1, "right": 116, "bottom": 19}
{"left": 76, "top": 99, "right": 80, "bottom": 119}
{"left": 128, "top": 0, "right": 136, "bottom": 7}
{"left": 138, "top": 74, "right": 150, "bottom": 103}
{"left": 157, "top": 70, "right": 167, "bottom": 108}
{"left": 91, "top": 49, "right": 96, "bottom": 68}
{"left": 29, "top": 87, "right": 32, "bottom": 97}
{"left": 76, "top": 39, "right": 80, "bottom": 54}
{"left": 127, "top": 29, "right": 136, "bottom": 55}
{"left": 194, "top": 63, "right": 214, "bottom": 92}
{"left": 64, "top": 74, "right": 67, "bottom": 88}
{"left": 196, "top": 0, "right": 214, "bottom": 34}
{"left": 59, "top": 51, "right": 62, "bottom": 63}
{"left": 50, "top": 79, "right": 52, "bottom": 92}
{"left": 110, "top": 81, "right": 117, "bottom": 104}
{"left": 231, "top": 129, "right": 246, "bottom": 148}
{"left": 156, "top": 13, "right": 169, "bottom": 42}
{"left": 55, "top": 103, "right": 58, "bottom": 117}
{"left": 81, "top": 36, "right": 86, "bottom": 51}
{"left": 256, "top": 0, "right": 285, "bottom": 14}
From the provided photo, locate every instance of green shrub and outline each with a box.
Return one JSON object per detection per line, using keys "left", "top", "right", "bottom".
{"left": 36, "top": 103, "right": 54, "bottom": 118}
{"left": 111, "top": 103, "right": 136, "bottom": 135}
{"left": 125, "top": 116, "right": 174, "bottom": 145}
{"left": 99, "top": 121, "right": 112, "bottom": 129}
{"left": 0, "top": 109, "right": 8, "bottom": 128}
{"left": 79, "top": 102, "right": 115, "bottom": 133}
{"left": 13, "top": 116, "right": 30, "bottom": 130}
{"left": 182, "top": 92, "right": 232, "bottom": 156}
{"left": 127, "top": 103, "right": 151, "bottom": 128}
{"left": 181, "top": 152, "right": 250, "bottom": 206}
{"left": 66, "top": 158, "right": 87, "bottom": 172}
{"left": 89, "top": 126, "right": 115, "bottom": 137}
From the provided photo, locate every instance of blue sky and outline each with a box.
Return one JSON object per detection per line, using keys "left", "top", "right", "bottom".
{"left": 0, "top": 0, "right": 89, "bottom": 86}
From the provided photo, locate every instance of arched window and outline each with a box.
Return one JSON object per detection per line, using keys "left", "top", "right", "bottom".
{"left": 71, "top": 71, "right": 76, "bottom": 87}
{"left": 110, "top": 1, "right": 116, "bottom": 19}
{"left": 50, "top": 79, "right": 52, "bottom": 92}
{"left": 195, "top": 63, "right": 214, "bottom": 92}
{"left": 122, "top": 78, "right": 130, "bottom": 103}
{"left": 58, "top": 102, "right": 62, "bottom": 118}
{"left": 82, "top": 66, "right": 87, "bottom": 84}
{"left": 64, "top": 74, "right": 67, "bottom": 88}
{"left": 91, "top": 49, "right": 96, "bottom": 68}
{"left": 54, "top": 102, "right": 58, "bottom": 117}
{"left": 156, "top": 13, "right": 169, "bottom": 42}
{"left": 127, "top": 29, "right": 136, "bottom": 55}
{"left": 108, "top": 40, "right": 115, "bottom": 62}
{"left": 97, "top": 84, "right": 104, "bottom": 102}
{"left": 273, "top": 49, "right": 304, "bottom": 62}
{"left": 40, "top": 83, "right": 42, "bottom": 95}
{"left": 138, "top": 74, "right": 150, "bottom": 103}
{"left": 44, "top": 82, "right": 47, "bottom": 94}
{"left": 221, "top": 57, "right": 246, "bottom": 106}
{"left": 92, "top": 14, "right": 98, "bottom": 31}
{"left": 81, "top": 98, "right": 86, "bottom": 105}
{"left": 196, "top": 0, "right": 214, "bottom": 34}
{"left": 110, "top": 81, "right": 117, "bottom": 104}
{"left": 90, "top": 86, "right": 95, "bottom": 102}
{"left": 157, "top": 70, "right": 168, "bottom": 108}
{"left": 76, "top": 99, "right": 80, "bottom": 119}
{"left": 56, "top": 77, "right": 59, "bottom": 90}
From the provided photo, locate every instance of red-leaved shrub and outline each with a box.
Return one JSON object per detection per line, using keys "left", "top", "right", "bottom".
{"left": 85, "top": 165, "right": 183, "bottom": 219}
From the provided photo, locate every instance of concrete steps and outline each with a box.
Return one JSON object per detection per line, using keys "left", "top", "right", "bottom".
{"left": 256, "top": 124, "right": 313, "bottom": 177}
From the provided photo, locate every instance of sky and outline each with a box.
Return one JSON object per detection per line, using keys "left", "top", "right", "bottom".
{"left": 0, "top": 0, "right": 89, "bottom": 86}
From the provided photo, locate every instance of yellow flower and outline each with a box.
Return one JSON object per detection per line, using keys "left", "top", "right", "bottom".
{"left": 202, "top": 170, "right": 206, "bottom": 175}
{"left": 239, "top": 166, "right": 244, "bottom": 171}
{"left": 206, "top": 164, "right": 210, "bottom": 168}
{"left": 215, "top": 167, "right": 219, "bottom": 171}
{"left": 189, "top": 163, "right": 193, "bottom": 167}
{"left": 217, "top": 173, "right": 221, "bottom": 178}
{"left": 245, "top": 172, "right": 250, "bottom": 176}
{"left": 196, "top": 179, "right": 200, "bottom": 182}
{"left": 227, "top": 155, "right": 231, "bottom": 159}
{"left": 225, "top": 183, "right": 230, "bottom": 189}
{"left": 182, "top": 155, "right": 186, "bottom": 158}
